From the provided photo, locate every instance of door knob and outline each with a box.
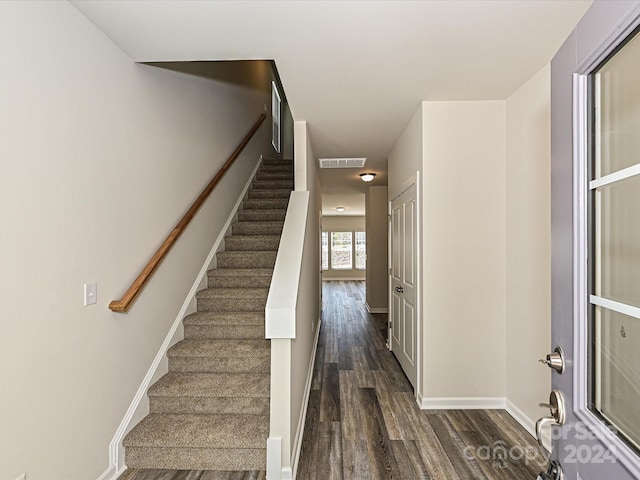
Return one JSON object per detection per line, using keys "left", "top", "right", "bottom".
{"left": 539, "top": 346, "right": 565, "bottom": 374}
{"left": 395, "top": 286, "right": 404, "bottom": 293}
{"left": 535, "top": 389, "right": 566, "bottom": 448}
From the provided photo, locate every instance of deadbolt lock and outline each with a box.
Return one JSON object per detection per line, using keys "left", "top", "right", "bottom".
{"left": 539, "top": 346, "right": 565, "bottom": 374}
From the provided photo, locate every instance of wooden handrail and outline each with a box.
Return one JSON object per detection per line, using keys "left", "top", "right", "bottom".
{"left": 109, "top": 113, "right": 267, "bottom": 313}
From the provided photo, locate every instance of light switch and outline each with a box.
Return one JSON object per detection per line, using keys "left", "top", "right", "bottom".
{"left": 84, "top": 283, "right": 97, "bottom": 306}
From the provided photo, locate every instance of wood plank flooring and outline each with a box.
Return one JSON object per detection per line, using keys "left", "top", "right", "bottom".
{"left": 296, "top": 281, "right": 547, "bottom": 480}
{"left": 118, "top": 281, "right": 547, "bottom": 480}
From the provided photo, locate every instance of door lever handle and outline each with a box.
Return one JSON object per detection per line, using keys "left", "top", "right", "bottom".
{"left": 395, "top": 286, "right": 404, "bottom": 293}
{"left": 535, "top": 390, "right": 566, "bottom": 448}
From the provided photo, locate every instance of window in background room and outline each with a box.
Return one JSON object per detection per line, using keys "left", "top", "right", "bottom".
{"left": 331, "top": 232, "right": 352, "bottom": 270}
{"left": 355, "top": 231, "right": 366, "bottom": 269}
{"left": 321, "top": 231, "right": 329, "bottom": 270}
{"left": 271, "top": 81, "right": 281, "bottom": 153}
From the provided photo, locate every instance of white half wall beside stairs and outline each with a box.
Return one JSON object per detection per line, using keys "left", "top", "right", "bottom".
{"left": 266, "top": 121, "right": 322, "bottom": 480}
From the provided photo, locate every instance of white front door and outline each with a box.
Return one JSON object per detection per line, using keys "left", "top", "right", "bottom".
{"left": 389, "top": 180, "right": 418, "bottom": 388}
{"left": 549, "top": 3, "right": 640, "bottom": 479}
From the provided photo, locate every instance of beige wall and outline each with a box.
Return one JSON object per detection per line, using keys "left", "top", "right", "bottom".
{"left": 0, "top": 3, "right": 271, "bottom": 479}
{"left": 505, "top": 65, "right": 552, "bottom": 425}
{"left": 421, "top": 101, "right": 507, "bottom": 399}
{"left": 388, "top": 76, "right": 552, "bottom": 424}
{"left": 322, "top": 216, "right": 366, "bottom": 280}
{"left": 365, "top": 186, "right": 389, "bottom": 312}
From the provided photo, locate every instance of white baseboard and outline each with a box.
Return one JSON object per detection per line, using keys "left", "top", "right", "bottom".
{"left": 291, "top": 317, "right": 322, "bottom": 479}
{"left": 365, "top": 302, "right": 388, "bottom": 314}
{"left": 505, "top": 398, "right": 551, "bottom": 452}
{"left": 281, "top": 467, "right": 293, "bottom": 480}
{"left": 101, "top": 157, "right": 263, "bottom": 478}
{"left": 418, "top": 396, "right": 506, "bottom": 410}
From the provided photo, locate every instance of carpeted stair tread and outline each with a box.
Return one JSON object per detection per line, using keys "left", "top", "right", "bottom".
{"left": 150, "top": 395, "right": 268, "bottom": 416}
{"left": 216, "top": 251, "right": 277, "bottom": 269}
{"left": 238, "top": 209, "right": 286, "bottom": 222}
{"left": 123, "top": 413, "right": 268, "bottom": 449}
{"left": 183, "top": 311, "right": 265, "bottom": 326}
{"left": 252, "top": 180, "right": 293, "bottom": 190}
{"left": 168, "top": 339, "right": 270, "bottom": 358}
{"left": 208, "top": 268, "right": 273, "bottom": 278}
{"left": 207, "top": 269, "right": 273, "bottom": 288}
{"left": 148, "top": 372, "right": 270, "bottom": 398}
{"left": 196, "top": 287, "right": 268, "bottom": 299}
{"left": 232, "top": 222, "right": 284, "bottom": 236}
{"left": 225, "top": 235, "right": 281, "bottom": 251}
{"left": 125, "top": 447, "right": 266, "bottom": 470}
{"left": 256, "top": 172, "right": 294, "bottom": 181}
{"left": 248, "top": 189, "right": 291, "bottom": 199}
{"left": 242, "top": 198, "right": 289, "bottom": 210}
{"left": 183, "top": 312, "right": 265, "bottom": 340}
{"left": 196, "top": 287, "right": 269, "bottom": 313}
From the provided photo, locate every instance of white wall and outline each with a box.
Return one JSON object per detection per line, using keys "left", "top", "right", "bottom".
{"left": 505, "top": 64, "right": 552, "bottom": 428}
{"left": 365, "top": 186, "right": 389, "bottom": 312}
{"left": 421, "top": 101, "right": 507, "bottom": 400}
{"left": 0, "top": 2, "right": 271, "bottom": 479}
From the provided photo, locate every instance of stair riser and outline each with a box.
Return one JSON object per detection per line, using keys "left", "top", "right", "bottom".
{"left": 252, "top": 180, "right": 293, "bottom": 190}
{"left": 208, "top": 275, "right": 272, "bottom": 288}
{"left": 247, "top": 189, "right": 291, "bottom": 200}
{"left": 125, "top": 447, "right": 266, "bottom": 470}
{"left": 242, "top": 199, "right": 289, "bottom": 210}
{"left": 150, "top": 396, "right": 269, "bottom": 415}
{"left": 233, "top": 223, "right": 283, "bottom": 235}
{"left": 197, "top": 297, "right": 267, "bottom": 312}
{"left": 168, "top": 355, "right": 269, "bottom": 373}
{"left": 184, "top": 324, "right": 264, "bottom": 340}
{"left": 237, "top": 210, "right": 286, "bottom": 222}
{"left": 217, "top": 254, "right": 276, "bottom": 269}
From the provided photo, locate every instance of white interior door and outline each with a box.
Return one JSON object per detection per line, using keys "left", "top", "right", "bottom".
{"left": 389, "top": 182, "right": 417, "bottom": 388}
{"left": 549, "top": 3, "right": 640, "bottom": 479}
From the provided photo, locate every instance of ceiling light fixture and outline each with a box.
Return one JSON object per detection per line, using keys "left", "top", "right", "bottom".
{"left": 360, "top": 173, "right": 376, "bottom": 182}
{"left": 336, "top": 206, "right": 345, "bottom": 212}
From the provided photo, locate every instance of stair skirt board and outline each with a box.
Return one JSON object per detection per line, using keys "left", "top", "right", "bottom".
{"left": 102, "top": 157, "right": 265, "bottom": 476}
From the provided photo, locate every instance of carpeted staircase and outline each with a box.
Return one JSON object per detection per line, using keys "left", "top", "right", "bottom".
{"left": 123, "top": 159, "right": 294, "bottom": 471}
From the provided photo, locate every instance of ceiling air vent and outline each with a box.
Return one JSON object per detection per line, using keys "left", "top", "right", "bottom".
{"left": 318, "top": 157, "right": 367, "bottom": 169}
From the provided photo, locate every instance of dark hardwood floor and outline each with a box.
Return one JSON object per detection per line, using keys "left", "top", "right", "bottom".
{"left": 118, "top": 281, "right": 546, "bottom": 480}
{"left": 296, "top": 281, "right": 545, "bottom": 480}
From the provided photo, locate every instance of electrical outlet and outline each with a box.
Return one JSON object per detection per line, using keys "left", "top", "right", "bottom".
{"left": 83, "top": 282, "right": 97, "bottom": 306}
{"left": 16, "top": 474, "right": 26, "bottom": 480}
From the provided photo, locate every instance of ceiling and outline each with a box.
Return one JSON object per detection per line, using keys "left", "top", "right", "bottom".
{"left": 72, "top": 0, "right": 592, "bottom": 217}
